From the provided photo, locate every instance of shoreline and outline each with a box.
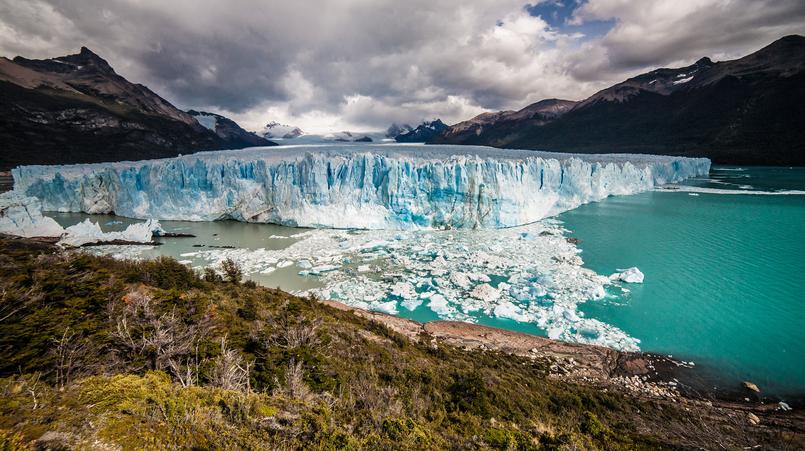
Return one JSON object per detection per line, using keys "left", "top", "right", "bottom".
{"left": 321, "top": 300, "right": 805, "bottom": 411}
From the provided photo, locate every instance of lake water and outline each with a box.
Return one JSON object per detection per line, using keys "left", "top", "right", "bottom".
{"left": 46, "top": 165, "right": 805, "bottom": 398}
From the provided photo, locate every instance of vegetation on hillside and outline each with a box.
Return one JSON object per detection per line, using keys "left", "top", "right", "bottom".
{"left": 0, "top": 236, "right": 797, "bottom": 449}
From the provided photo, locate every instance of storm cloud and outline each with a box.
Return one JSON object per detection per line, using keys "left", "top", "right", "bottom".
{"left": 1, "top": 0, "right": 804, "bottom": 132}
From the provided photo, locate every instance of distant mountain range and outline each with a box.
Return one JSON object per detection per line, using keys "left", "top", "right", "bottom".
{"left": 394, "top": 119, "right": 448, "bottom": 142}
{"left": 260, "top": 121, "right": 304, "bottom": 139}
{"left": 431, "top": 35, "right": 805, "bottom": 165}
{"left": 0, "top": 47, "right": 274, "bottom": 170}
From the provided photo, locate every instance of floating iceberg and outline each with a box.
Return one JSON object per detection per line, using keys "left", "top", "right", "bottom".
{"left": 0, "top": 191, "right": 65, "bottom": 238}
{"left": 610, "top": 267, "right": 645, "bottom": 284}
{"left": 58, "top": 218, "right": 164, "bottom": 247}
{"left": 12, "top": 144, "right": 710, "bottom": 230}
{"left": 0, "top": 191, "right": 162, "bottom": 246}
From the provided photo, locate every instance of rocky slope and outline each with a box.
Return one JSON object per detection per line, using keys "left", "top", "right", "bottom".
{"left": 432, "top": 99, "right": 576, "bottom": 146}
{"left": 187, "top": 110, "right": 274, "bottom": 148}
{"left": 431, "top": 35, "right": 805, "bottom": 165}
{"left": 0, "top": 47, "right": 274, "bottom": 171}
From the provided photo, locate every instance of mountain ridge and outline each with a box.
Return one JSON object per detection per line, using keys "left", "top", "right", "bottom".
{"left": 0, "top": 47, "right": 275, "bottom": 171}
{"left": 431, "top": 35, "right": 805, "bottom": 165}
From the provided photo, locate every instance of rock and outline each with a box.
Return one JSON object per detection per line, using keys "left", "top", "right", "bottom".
{"left": 742, "top": 381, "right": 760, "bottom": 393}
{"left": 747, "top": 412, "right": 760, "bottom": 425}
{"left": 37, "top": 431, "right": 73, "bottom": 448}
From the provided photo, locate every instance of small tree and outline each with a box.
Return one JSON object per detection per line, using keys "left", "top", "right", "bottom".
{"left": 203, "top": 267, "right": 223, "bottom": 283}
{"left": 282, "top": 358, "right": 309, "bottom": 400}
{"left": 210, "top": 335, "right": 252, "bottom": 392}
{"left": 51, "top": 328, "right": 89, "bottom": 390}
{"left": 110, "top": 290, "right": 211, "bottom": 384}
{"left": 221, "top": 258, "right": 243, "bottom": 284}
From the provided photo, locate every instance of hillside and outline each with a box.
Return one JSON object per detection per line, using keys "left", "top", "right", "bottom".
{"left": 0, "top": 47, "right": 275, "bottom": 171}
{"left": 0, "top": 235, "right": 801, "bottom": 449}
{"left": 431, "top": 35, "right": 805, "bottom": 165}
{"left": 188, "top": 110, "right": 274, "bottom": 148}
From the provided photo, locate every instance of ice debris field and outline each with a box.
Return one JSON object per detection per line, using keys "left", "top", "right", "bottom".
{"left": 4, "top": 144, "right": 711, "bottom": 350}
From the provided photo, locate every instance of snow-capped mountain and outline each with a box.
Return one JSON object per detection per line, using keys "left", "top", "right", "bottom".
{"left": 394, "top": 119, "right": 448, "bottom": 142}
{"left": 261, "top": 121, "right": 304, "bottom": 139}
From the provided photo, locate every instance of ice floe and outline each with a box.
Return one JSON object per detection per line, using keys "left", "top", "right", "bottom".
{"left": 111, "top": 219, "right": 642, "bottom": 351}
{"left": 610, "top": 267, "right": 645, "bottom": 284}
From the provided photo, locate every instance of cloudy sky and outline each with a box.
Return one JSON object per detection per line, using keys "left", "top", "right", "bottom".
{"left": 2, "top": 0, "right": 804, "bottom": 133}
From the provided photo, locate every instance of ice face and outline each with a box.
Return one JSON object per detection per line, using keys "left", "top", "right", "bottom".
{"left": 12, "top": 144, "right": 710, "bottom": 230}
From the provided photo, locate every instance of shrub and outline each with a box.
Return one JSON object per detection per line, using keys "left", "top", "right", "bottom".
{"left": 221, "top": 258, "right": 243, "bottom": 284}
{"left": 447, "top": 372, "right": 491, "bottom": 418}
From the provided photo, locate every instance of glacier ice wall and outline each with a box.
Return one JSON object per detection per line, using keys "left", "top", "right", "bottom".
{"left": 12, "top": 145, "right": 710, "bottom": 229}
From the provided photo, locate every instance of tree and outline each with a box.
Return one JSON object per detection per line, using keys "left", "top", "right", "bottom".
{"left": 221, "top": 258, "right": 243, "bottom": 284}
{"left": 210, "top": 335, "right": 252, "bottom": 392}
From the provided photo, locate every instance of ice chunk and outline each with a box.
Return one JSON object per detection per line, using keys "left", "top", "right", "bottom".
{"left": 0, "top": 192, "right": 65, "bottom": 238}
{"left": 58, "top": 218, "right": 163, "bottom": 247}
{"left": 12, "top": 144, "right": 710, "bottom": 230}
{"left": 428, "top": 294, "right": 452, "bottom": 316}
{"left": 469, "top": 283, "right": 500, "bottom": 302}
{"left": 493, "top": 302, "right": 530, "bottom": 322}
{"left": 450, "top": 272, "right": 472, "bottom": 290}
{"left": 390, "top": 281, "right": 417, "bottom": 300}
{"left": 610, "top": 267, "right": 645, "bottom": 283}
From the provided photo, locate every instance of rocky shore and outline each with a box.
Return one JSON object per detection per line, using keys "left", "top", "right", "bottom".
{"left": 323, "top": 300, "right": 805, "bottom": 434}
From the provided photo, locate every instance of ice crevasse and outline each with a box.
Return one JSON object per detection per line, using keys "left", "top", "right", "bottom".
{"left": 12, "top": 145, "right": 711, "bottom": 230}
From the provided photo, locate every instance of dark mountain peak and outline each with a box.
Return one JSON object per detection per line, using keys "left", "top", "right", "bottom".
{"left": 745, "top": 34, "right": 805, "bottom": 62}
{"left": 394, "top": 119, "right": 449, "bottom": 142}
{"left": 60, "top": 47, "right": 116, "bottom": 74}
{"left": 12, "top": 46, "right": 115, "bottom": 76}
{"left": 763, "top": 34, "right": 805, "bottom": 51}
{"left": 432, "top": 35, "right": 805, "bottom": 165}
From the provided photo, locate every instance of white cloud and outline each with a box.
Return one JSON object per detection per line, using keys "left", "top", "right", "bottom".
{"left": 1, "top": 0, "right": 803, "bottom": 132}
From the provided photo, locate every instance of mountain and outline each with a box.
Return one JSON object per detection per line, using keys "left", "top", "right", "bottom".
{"left": 187, "top": 110, "right": 273, "bottom": 148}
{"left": 386, "top": 122, "right": 413, "bottom": 138}
{"left": 395, "top": 119, "right": 448, "bottom": 142}
{"left": 261, "top": 121, "right": 304, "bottom": 139}
{"left": 0, "top": 47, "right": 274, "bottom": 171}
{"left": 432, "top": 99, "right": 576, "bottom": 146}
{"left": 432, "top": 35, "right": 805, "bottom": 165}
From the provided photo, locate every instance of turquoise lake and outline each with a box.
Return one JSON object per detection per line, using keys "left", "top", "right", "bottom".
{"left": 561, "top": 166, "right": 805, "bottom": 397}
{"left": 47, "top": 165, "right": 805, "bottom": 398}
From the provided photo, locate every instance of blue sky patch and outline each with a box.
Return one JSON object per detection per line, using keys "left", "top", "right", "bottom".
{"left": 525, "top": 1, "right": 615, "bottom": 39}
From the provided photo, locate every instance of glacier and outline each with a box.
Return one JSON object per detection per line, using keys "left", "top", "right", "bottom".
{"left": 11, "top": 144, "right": 710, "bottom": 230}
